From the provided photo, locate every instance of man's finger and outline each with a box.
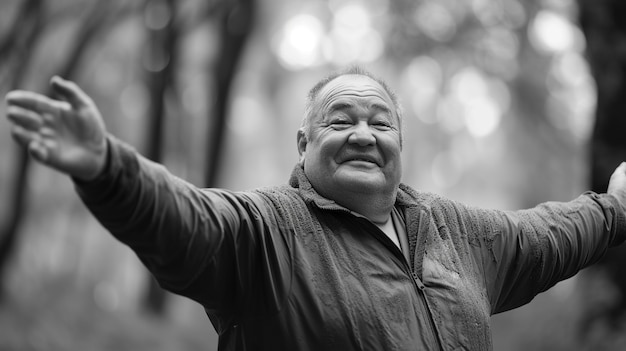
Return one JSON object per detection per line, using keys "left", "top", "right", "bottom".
{"left": 6, "top": 90, "right": 58, "bottom": 114}
{"left": 11, "top": 124, "right": 39, "bottom": 148}
{"left": 6, "top": 105, "right": 44, "bottom": 131}
{"left": 50, "top": 76, "right": 92, "bottom": 109}
{"left": 28, "top": 139, "right": 50, "bottom": 163}
{"left": 11, "top": 125, "right": 54, "bottom": 163}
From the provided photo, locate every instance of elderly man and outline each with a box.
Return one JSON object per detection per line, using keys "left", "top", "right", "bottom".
{"left": 5, "top": 67, "right": 626, "bottom": 350}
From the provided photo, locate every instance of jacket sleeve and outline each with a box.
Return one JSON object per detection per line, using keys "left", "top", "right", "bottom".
{"left": 477, "top": 192, "right": 626, "bottom": 314}
{"left": 73, "top": 136, "right": 287, "bottom": 313}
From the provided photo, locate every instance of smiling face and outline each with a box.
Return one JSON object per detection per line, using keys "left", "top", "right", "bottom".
{"left": 297, "top": 74, "right": 403, "bottom": 202}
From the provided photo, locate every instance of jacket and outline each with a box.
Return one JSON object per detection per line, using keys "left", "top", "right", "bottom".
{"left": 75, "top": 136, "right": 626, "bottom": 350}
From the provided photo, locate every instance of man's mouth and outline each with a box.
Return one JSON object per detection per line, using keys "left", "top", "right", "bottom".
{"left": 342, "top": 155, "right": 381, "bottom": 166}
{"left": 348, "top": 158, "right": 375, "bottom": 163}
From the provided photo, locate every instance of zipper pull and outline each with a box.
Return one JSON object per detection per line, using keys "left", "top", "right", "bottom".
{"left": 412, "top": 271, "right": 426, "bottom": 290}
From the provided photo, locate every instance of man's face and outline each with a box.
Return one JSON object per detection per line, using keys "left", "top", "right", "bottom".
{"left": 298, "top": 74, "right": 402, "bottom": 200}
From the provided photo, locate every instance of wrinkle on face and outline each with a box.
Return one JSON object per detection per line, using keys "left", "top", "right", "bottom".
{"left": 300, "top": 75, "right": 403, "bottom": 203}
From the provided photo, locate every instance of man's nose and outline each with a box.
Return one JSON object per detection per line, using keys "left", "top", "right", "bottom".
{"left": 348, "top": 122, "right": 376, "bottom": 146}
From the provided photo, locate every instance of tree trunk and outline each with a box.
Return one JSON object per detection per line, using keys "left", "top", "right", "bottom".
{"left": 204, "top": 0, "right": 256, "bottom": 188}
{"left": 0, "top": 0, "right": 44, "bottom": 301}
{"left": 141, "top": 0, "right": 180, "bottom": 315}
{"left": 0, "top": 0, "right": 113, "bottom": 300}
{"left": 579, "top": 0, "right": 626, "bottom": 330}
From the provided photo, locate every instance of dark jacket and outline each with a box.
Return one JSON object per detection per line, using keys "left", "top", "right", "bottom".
{"left": 76, "top": 137, "right": 626, "bottom": 350}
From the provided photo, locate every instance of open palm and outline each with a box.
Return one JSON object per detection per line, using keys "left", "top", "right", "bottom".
{"left": 5, "top": 76, "right": 107, "bottom": 181}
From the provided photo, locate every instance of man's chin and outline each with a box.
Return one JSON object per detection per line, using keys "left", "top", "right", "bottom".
{"left": 334, "top": 169, "right": 388, "bottom": 192}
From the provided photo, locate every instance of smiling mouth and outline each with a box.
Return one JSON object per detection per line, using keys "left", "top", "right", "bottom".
{"left": 343, "top": 158, "right": 380, "bottom": 166}
{"left": 349, "top": 158, "right": 375, "bottom": 163}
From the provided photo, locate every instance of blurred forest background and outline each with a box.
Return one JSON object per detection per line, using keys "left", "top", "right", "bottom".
{"left": 1, "top": 0, "right": 626, "bottom": 350}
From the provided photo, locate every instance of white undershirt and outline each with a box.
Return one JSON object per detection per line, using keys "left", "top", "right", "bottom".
{"left": 375, "top": 217, "right": 401, "bottom": 249}
{"left": 374, "top": 209, "right": 411, "bottom": 262}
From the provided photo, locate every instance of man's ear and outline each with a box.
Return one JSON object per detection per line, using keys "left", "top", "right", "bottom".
{"left": 297, "top": 129, "right": 307, "bottom": 163}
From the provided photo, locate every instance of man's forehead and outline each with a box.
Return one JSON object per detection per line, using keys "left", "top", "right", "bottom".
{"left": 317, "top": 74, "right": 393, "bottom": 104}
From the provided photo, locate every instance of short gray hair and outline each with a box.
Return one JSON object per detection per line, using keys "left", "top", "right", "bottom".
{"left": 300, "top": 66, "right": 404, "bottom": 145}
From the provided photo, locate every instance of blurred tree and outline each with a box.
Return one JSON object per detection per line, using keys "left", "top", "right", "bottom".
{"left": 0, "top": 0, "right": 44, "bottom": 301}
{"left": 139, "top": 0, "right": 257, "bottom": 315}
{"left": 385, "top": 0, "right": 577, "bottom": 209}
{"left": 204, "top": 0, "right": 256, "bottom": 187}
{"left": 142, "top": 0, "right": 180, "bottom": 316}
{"left": 0, "top": 0, "right": 135, "bottom": 301}
{"left": 579, "top": 0, "right": 626, "bottom": 333}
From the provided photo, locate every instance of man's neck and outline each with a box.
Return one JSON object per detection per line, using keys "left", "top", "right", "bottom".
{"left": 297, "top": 165, "right": 399, "bottom": 223}
{"left": 333, "top": 189, "right": 397, "bottom": 224}
{"left": 375, "top": 215, "right": 401, "bottom": 249}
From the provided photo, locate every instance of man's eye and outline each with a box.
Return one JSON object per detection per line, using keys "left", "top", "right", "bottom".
{"left": 373, "top": 121, "right": 391, "bottom": 128}
{"left": 330, "top": 119, "right": 351, "bottom": 126}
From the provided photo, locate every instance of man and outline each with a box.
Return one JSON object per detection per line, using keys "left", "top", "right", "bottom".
{"left": 5, "top": 67, "right": 626, "bottom": 350}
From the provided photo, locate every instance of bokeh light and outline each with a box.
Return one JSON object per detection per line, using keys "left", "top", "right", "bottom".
{"left": 414, "top": 2, "right": 457, "bottom": 42}
{"left": 545, "top": 51, "right": 596, "bottom": 141}
{"left": 144, "top": 0, "right": 172, "bottom": 31}
{"left": 449, "top": 67, "right": 505, "bottom": 138}
{"left": 273, "top": 1, "right": 385, "bottom": 70}
{"left": 274, "top": 14, "right": 325, "bottom": 70}
{"left": 529, "top": 10, "right": 584, "bottom": 54}
{"left": 402, "top": 55, "right": 443, "bottom": 124}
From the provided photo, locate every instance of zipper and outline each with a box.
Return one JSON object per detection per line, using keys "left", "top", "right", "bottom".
{"left": 403, "top": 258, "right": 443, "bottom": 351}
{"left": 323, "top": 210, "right": 445, "bottom": 350}
{"left": 357, "top": 216, "right": 444, "bottom": 351}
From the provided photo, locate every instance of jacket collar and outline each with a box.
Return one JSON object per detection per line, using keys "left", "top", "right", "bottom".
{"left": 288, "top": 163, "right": 431, "bottom": 278}
{"left": 288, "top": 163, "right": 344, "bottom": 211}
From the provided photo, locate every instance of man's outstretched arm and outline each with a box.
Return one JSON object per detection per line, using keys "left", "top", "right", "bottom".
{"left": 484, "top": 163, "right": 626, "bottom": 313}
{"left": 6, "top": 76, "right": 107, "bottom": 181}
{"left": 4, "top": 78, "right": 275, "bottom": 311}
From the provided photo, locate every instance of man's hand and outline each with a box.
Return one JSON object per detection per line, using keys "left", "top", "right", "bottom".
{"left": 5, "top": 76, "right": 107, "bottom": 181}
{"left": 608, "top": 162, "right": 626, "bottom": 209}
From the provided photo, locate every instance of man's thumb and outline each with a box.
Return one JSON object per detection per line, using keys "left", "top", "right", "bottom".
{"left": 608, "top": 162, "right": 626, "bottom": 194}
